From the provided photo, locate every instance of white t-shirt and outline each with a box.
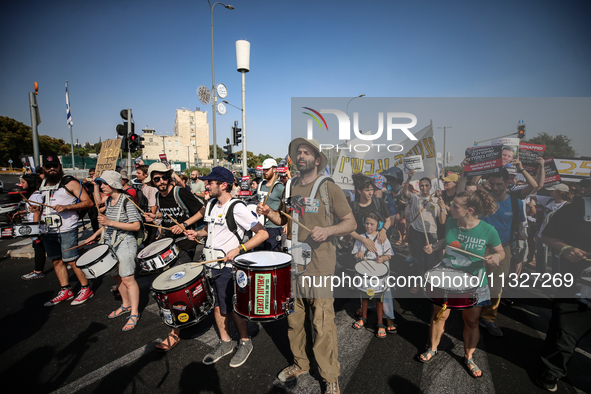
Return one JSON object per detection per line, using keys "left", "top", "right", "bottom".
{"left": 26, "top": 191, "right": 44, "bottom": 222}
{"left": 409, "top": 193, "right": 440, "bottom": 234}
{"left": 205, "top": 200, "right": 259, "bottom": 254}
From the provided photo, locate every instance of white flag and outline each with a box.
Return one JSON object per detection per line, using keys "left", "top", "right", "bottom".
{"left": 65, "top": 82, "right": 73, "bottom": 127}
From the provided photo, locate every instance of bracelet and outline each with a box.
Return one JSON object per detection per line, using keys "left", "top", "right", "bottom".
{"left": 240, "top": 244, "right": 247, "bottom": 253}
{"left": 560, "top": 245, "right": 573, "bottom": 255}
{"left": 495, "top": 253, "right": 502, "bottom": 260}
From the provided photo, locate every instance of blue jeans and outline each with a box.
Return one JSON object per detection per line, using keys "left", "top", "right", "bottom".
{"left": 42, "top": 229, "right": 79, "bottom": 262}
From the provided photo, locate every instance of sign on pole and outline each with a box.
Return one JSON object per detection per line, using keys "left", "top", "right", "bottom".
{"left": 95, "top": 138, "right": 123, "bottom": 177}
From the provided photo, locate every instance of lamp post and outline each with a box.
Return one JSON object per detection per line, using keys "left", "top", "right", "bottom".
{"left": 437, "top": 125, "right": 452, "bottom": 174}
{"left": 332, "top": 94, "right": 365, "bottom": 173}
{"left": 208, "top": 0, "right": 234, "bottom": 168}
{"left": 236, "top": 39, "right": 250, "bottom": 176}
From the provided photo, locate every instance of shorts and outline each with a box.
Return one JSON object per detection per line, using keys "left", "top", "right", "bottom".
{"left": 475, "top": 285, "right": 492, "bottom": 307}
{"left": 111, "top": 236, "right": 138, "bottom": 278}
{"left": 209, "top": 267, "right": 234, "bottom": 315}
{"left": 42, "top": 229, "right": 79, "bottom": 262}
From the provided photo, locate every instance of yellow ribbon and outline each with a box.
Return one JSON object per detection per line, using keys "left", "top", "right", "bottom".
{"left": 434, "top": 303, "right": 447, "bottom": 324}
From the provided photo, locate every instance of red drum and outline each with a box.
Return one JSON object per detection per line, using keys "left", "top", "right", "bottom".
{"left": 233, "top": 251, "right": 293, "bottom": 321}
{"left": 424, "top": 266, "right": 478, "bottom": 309}
{"left": 137, "top": 238, "right": 179, "bottom": 274}
{"left": 150, "top": 263, "right": 214, "bottom": 328}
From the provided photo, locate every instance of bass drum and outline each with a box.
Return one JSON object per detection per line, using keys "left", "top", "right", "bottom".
{"left": 424, "top": 266, "right": 478, "bottom": 309}
{"left": 151, "top": 263, "right": 214, "bottom": 328}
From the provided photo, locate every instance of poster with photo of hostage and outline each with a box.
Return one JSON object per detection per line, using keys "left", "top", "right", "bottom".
{"left": 492, "top": 137, "right": 520, "bottom": 173}
{"left": 543, "top": 157, "right": 562, "bottom": 187}
{"left": 463, "top": 144, "right": 504, "bottom": 177}
{"left": 519, "top": 142, "right": 546, "bottom": 174}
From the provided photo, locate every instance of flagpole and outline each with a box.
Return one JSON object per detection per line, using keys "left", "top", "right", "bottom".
{"left": 66, "top": 81, "right": 75, "bottom": 170}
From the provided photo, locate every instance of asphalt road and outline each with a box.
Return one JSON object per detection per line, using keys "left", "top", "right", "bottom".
{"left": 1, "top": 230, "right": 590, "bottom": 394}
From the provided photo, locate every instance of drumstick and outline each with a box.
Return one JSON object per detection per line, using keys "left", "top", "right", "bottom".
{"left": 164, "top": 213, "right": 189, "bottom": 235}
{"left": 143, "top": 223, "right": 172, "bottom": 231}
{"left": 280, "top": 211, "right": 312, "bottom": 233}
{"left": 18, "top": 192, "right": 56, "bottom": 210}
{"left": 262, "top": 172, "right": 279, "bottom": 206}
{"left": 447, "top": 245, "right": 487, "bottom": 260}
{"left": 361, "top": 260, "right": 374, "bottom": 272}
{"left": 190, "top": 258, "right": 225, "bottom": 266}
{"left": 124, "top": 195, "right": 145, "bottom": 213}
{"left": 64, "top": 240, "right": 97, "bottom": 252}
{"left": 419, "top": 211, "right": 430, "bottom": 245}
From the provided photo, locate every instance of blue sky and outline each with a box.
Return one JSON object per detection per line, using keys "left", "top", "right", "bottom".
{"left": 2, "top": 0, "right": 590, "bottom": 164}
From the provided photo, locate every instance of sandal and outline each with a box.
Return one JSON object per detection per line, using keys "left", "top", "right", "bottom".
{"left": 386, "top": 319, "right": 397, "bottom": 334}
{"left": 108, "top": 305, "right": 131, "bottom": 319}
{"left": 122, "top": 314, "right": 140, "bottom": 332}
{"left": 352, "top": 317, "right": 366, "bottom": 330}
{"left": 376, "top": 324, "right": 387, "bottom": 339}
{"left": 465, "top": 357, "right": 483, "bottom": 379}
{"left": 417, "top": 348, "right": 439, "bottom": 363}
{"left": 355, "top": 308, "right": 363, "bottom": 318}
{"left": 156, "top": 333, "right": 181, "bottom": 352}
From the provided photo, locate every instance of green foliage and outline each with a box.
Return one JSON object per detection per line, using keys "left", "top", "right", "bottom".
{"left": 445, "top": 165, "right": 463, "bottom": 174}
{"left": 523, "top": 132, "right": 576, "bottom": 158}
{"left": 183, "top": 166, "right": 211, "bottom": 177}
{"left": 0, "top": 116, "right": 69, "bottom": 166}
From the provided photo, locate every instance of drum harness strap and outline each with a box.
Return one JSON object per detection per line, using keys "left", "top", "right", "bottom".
{"left": 39, "top": 177, "right": 81, "bottom": 232}
{"left": 257, "top": 179, "right": 282, "bottom": 226}
{"left": 203, "top": 198, "right": 246, "bottom": 270}
{"left": 100, "top": 195, "right": 134, "bottom": 249}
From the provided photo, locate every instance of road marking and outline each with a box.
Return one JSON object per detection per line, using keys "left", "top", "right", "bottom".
{"left": 48, "top": 339, "right": 162, "bottom": 394}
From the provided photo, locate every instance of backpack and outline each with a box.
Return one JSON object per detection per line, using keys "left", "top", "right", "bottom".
{"left": 60, "top": 176, "right": 89, "bottom": 220}
{"left": 205, "top": 198, "right": 249, "bottom": 244}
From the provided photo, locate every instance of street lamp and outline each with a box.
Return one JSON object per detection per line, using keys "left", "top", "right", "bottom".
{"left": 222, "top": 100, "right": 242, "bottom": 111}
{"left": 332, "top": 94, "right": 365, "bottom": 172}
{"left": 437, "top": 125, "right": 452, "bottom": 174}
{"left": 346, "top": 94, "right": 366, "bottom": 118}
{"left": 208, "top": 0, "right": 234, "bottom": 168}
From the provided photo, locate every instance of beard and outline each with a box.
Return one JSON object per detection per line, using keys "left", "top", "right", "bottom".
{"left": 45, "top": 168, "right": 64, "bottom": 184}
{"left": 296, "top": 158, "right": 316, "bottom": 175}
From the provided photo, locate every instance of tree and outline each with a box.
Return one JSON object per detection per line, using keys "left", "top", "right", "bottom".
{"left": 523, "top": 132, "right": 576, "bottom": 158}
{"left": 209, "top": 144, "right": 223, "bottom": 160}
{"left": 0, "top": 116, "right": 69, "bottom": 165}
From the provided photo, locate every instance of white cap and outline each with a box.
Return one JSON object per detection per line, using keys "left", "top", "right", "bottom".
{"left": 262, "top": 158, "right": 278, "bottom": 169}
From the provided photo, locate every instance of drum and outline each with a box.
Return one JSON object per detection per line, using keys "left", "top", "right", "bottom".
{"left": 354, "top": 260, "right": 389, "bottom": 295}
{"left": 424, "top": 266, "right": 478, "bottom": 309}
{"left": 136, "top": 238, "right": 180, "bottom": 274}
{"left": 233, "top": 251, "right": 293, "bottom": 321}
{"left": 76, "top": 244, "right": 119, "bottom": 279}
{"left": 247, "top": 203, "right": 264, "bottom": 225}
{"left": 13, "top": 222, "right": 41, "bottom": 237}
{"left": 151, "top": 263, "right": 214, "bottom": 328}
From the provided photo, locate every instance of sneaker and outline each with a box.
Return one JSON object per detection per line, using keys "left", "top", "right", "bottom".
{"left": 325, "top": 380, "right": 340, "bottom": 394}
{"left": 71, "top": 287, "right": 94, "bottom": 305}
{"left": 536, "top": 371, "right": 558, "bottom": 392}
{"left": 278, "top": 364, "right": 309, "bottom": 383}
{"left": 44, "top": 288, "right": 74, "bottom": 307}
{"left": 479, "top": 320, "right": 503, "bottom": 337}
{"left": 22, "top": 271, "right": 45, "bottom": 280}
{"left": 203, "top": 340, "right": 234, "bottom": 365}
{"left": 229, "top": 339, "right": 253, "bottom": 368}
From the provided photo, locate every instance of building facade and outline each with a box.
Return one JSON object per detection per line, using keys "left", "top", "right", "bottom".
{"left": 141, "top": 108, "right": 209, "bottom": 167}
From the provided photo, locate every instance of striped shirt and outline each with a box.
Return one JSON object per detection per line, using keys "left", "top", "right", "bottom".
{"left": 104, "top": 194, "right": 142, "bottom": 242}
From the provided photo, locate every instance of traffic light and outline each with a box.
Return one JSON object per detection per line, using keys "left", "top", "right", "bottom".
{"left": 229, "top": 153, "right": 235, "bottom": 163}
{"left": 224, "top": 143, "right": 233, "bottom": 161}
{"left": 517, "top": 120, "right": 526, "bottom": 139}
{"left": 232, "top": 123, "right": 242, "bottom": 146}
{"left": 129, "top": 133, "right": 144, "bottom": 152}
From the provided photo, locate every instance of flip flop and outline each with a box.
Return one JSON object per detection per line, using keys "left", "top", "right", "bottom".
{"left": 352, "top": 317, "right": 366, "bottom": 330}
{"left": 465, "top": 357, "right": 484, "bottom": 379}
{"left": 385, "top": 320, "right": 397, "bottom": 334}
{"left": 376, "top": 324, "right": 387, "bottom": 339}
{"left": 108, "top": 305, "right": 131, "bottom": 319}
{"left": 122, "top": 314, "right": 140, "bottom": 332}
{"left": 417, "top": 348, "right": 439, "bottom": 363}
{"left": 156, "top": 333, "right": 181, "bottom": 352}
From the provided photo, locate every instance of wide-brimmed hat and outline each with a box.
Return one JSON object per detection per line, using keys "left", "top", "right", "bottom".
{"left": 119, "top": 169, "right": 129, "bottom": 180}
{"left": 145, "top": 163, "right": 172, "bottom": 184}
{"left": 96, "top": 170, "right": 123, "bottom": 190}
{"left": 545, "top": 183, "right": 569, "bottom": 192}
{"left": 288, "top": 137, "right": 328, "bottom": 174}
{"left": 442, "top": 173, "right": 459, "bottom": 183}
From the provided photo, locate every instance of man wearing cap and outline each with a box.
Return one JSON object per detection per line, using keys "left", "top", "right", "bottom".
{"left": 135, "top": 165, "right": 159, "bottom": 246}
{"left": 535, "top": 177, "right": 591, "bottom": 392}
{"left": 36, "top": 154, "right": 94, "bottom": 307}
{"left": 255, "top": 158, "right": 285, "bottom": 251}
{"left": 185, "top": 166, "right": 268, "bottom": 367}
{"left": 259, "top": 138, "right": 356, "bottom": 394}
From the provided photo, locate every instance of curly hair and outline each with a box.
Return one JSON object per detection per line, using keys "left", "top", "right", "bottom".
{"left": 352, "top": 173, "right": 374, "bottom": 191}
{"left": 455, "top": 189, "right": 498, "bottom": 217}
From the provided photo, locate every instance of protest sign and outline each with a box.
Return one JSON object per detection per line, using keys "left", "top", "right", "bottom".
{"left": 519, "top": 143, "right": 545, "bottom": 174}
{"left": 239, "top": 176, "right": 252, "bottom": 196}
{"left": 544, "top": 157, "right": 561, "bottom": 186}
{"left": 554, "top": 157, "right": 591, "bottom": 182}
{"left": 96, "top": 138, "right": 122, "bottom": 177}
{"left": 255, "top": 166, "right": 263, "bottom": 179}
{"left": 159, "top": 153, "right": 169, "bottom": 168}
{"left": 492, "top": 137, "right": 519, "bottom": 173}
{"left": 403, "top": 155, "right": 424, "bottom": 172}
{"left": 463, "top": 144, "right": 503, "bottom": 176}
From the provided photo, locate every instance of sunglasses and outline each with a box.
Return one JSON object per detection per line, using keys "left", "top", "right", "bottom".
{"left": 152, "top": 175, "right": 171, "bottom": 183}
{"left": 44, "top": 164, "right": 59, "bottom": 169}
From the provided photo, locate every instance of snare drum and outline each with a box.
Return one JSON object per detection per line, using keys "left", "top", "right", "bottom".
{"left": 136, "top": 238, "right": 180, "bottom": 274}
{"left": 424, "top": 266, "right": 478, "bottom": 309}
{"left": 76, "top": 244, "right": 119, "bottom": 279}
{"left": 13, "top": 222, "right": 41, "bottom": 237}
{"left": 233, "top": 251, "right": 293, "bottom": 321}
{"left": 151, "top": 263, "right": 214, "bottom": 328}
{"left": 354, "top": 261, "right": 389, "bottom": 295}
{"left": 246, "top": 203, "right": 264, "bottom": 225}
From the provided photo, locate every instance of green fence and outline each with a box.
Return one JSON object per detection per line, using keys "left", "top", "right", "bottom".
{"left": 61, "top": 156, "right": 190, "bottom": 172}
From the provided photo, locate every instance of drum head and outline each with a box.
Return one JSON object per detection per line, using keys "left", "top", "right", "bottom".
{"left": 76, "top": 244, "right": 110, "bottom": 267}
{"left": 426, "top": 267, "right": 478, "bottom": 291}
{"left": 355, "top": 261, "right": 388, "bottom": 277}
{"left": 234, "top": 251, "right": 292, "bottom": 268}
{"left": 138, "top": 238, "right": 174, "bottom": 259}
{"left": 151, "top": 263, "right": 203, "bottom": 292}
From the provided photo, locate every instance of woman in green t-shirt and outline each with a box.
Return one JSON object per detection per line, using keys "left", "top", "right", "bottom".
{"left": 417, "top": 189, "right": 505, "bottom": 379}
